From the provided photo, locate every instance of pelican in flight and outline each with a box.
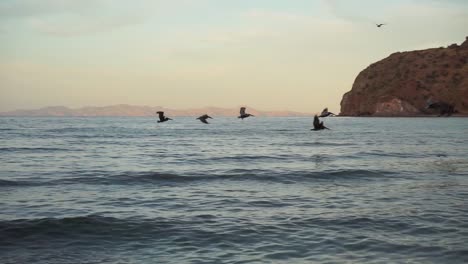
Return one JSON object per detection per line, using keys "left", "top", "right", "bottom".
{"left": 238, "top": 107, "right": 254, "bottom": 120}
{"left": 426, "top": 99, "right": 455, "bottom": 117}
{"left": 311, "top": 115, "right": 329, "bottom": 131}
{"left": 156, "top": 111, "right": 172, "bottom": 123}
{"left": 196, "top": 114, "right": 213, "bottom": 124}
{"left": 376, "top": 23, "right": 386, "bottom": 27}
{"left": 319, "top": 107, "right": 336, "bottom": 118}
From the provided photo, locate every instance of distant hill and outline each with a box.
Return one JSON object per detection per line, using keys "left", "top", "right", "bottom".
{"left": 0, "top": 105, "right": 314, "bottom": 117}
{"left": 340, "top": 36, "right": 468, "bottom": 116}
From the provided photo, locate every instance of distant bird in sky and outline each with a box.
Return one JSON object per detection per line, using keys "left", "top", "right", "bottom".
{"left": 319, "top": 107, "right": 336, "bottom": 118}
{"left": 376, "top": 23, "right": 386, "bottom": 27}
{"left": 156, "top": 111, "right": 172, "bottom": 123}
{"left": 238, "top": 107, "right": 254, "bottom": 120}
{"left": 311, "top": 115, "right": 329, "bottom": 131}
{"left": 196, "top": 114, "right": 212, "bottom": 124}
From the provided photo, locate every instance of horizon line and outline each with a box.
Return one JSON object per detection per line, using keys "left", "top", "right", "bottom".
{"left": 0, "top": 104, "right": 326, "bottom": 117}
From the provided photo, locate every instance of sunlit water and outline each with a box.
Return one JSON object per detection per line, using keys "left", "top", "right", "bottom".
{"left": 1, "top": 117, "right": 467, "bottom": 263}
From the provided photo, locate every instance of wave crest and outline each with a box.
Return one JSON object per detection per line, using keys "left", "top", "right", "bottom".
{"left": 1, "top": 169, "right": 392, "bottom": 188}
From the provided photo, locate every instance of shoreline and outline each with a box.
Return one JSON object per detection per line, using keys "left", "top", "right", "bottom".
{"left": 337, "top": 114, "right": 468, "bottom": 118}
{"left": 1, "top": 115, "right": 468, "bottom": 118}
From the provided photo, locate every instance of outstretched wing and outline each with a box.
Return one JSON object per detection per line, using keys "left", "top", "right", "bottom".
{"left": 240, "top": 107, "right": 246, "bottom": 115}
{"left": 426, "top": 98, "right": 435, "bottom": 109}
{"left": 313, "top": 115, "right": 320, "bottom": 129}
{"left": 156, "top": 111, "right": 165, "bottom": 121}
{"left": 197, "top": 114, "right": 210, "bottom": 123}
{"left": 320, "top": 108, "right": 328, "bottom": 117}
{"left": 198, "top": 114, "right": 212, "bottom": 119}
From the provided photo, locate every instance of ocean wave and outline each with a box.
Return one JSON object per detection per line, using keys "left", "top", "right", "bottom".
{"left": 0, "top": 215, "right": 409, "bottom": 243}
{"left": 0, "top": 147, "right": 72, "bottom": 153}
{"left": 57, "top": 172, "right": 195, "bottom": 185}
{"left": 221, "top": 168, "right": 391, "bottom": 182}
{"left": 286, "top": 141, "right": 355, "bottom": 147}
{"left": 45, "top": 127, "right": 98, "bottom": 133}
{"left": 0, "top": 215, "right": 226, "bottom": 246}
{"left": 208, "top": 154, "right": 305, "bottom": 162}
{"left": 0, "top": 215, "right": 150, "bottom": 245}
{"left": 355, "top": 150, "right": 430, "bottom": 159}
{"left": 1, "top": 214, "right": 464, "bottom": 256}
{"left": 0, "top": 179, "right": 36, "bottom": 187}
{"left": 0, "top": 169, "right": 393, "bottom": 188}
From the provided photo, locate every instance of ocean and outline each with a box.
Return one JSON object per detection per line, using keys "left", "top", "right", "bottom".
{"left": 1, "top": 116, "right": 467, "bottom": 263}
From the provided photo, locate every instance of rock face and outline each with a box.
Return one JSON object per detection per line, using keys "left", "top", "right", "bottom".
{"left": 340, "top": 37, "right": 468, "bottom": 116}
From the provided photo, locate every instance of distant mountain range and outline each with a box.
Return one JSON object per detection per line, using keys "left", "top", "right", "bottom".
{"left": 0, "top": 105, "right": 314, "bottom": 117}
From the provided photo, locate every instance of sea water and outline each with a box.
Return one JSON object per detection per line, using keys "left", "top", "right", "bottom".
{"left": 0, "top": 117, "right": 467, "bottom": 263}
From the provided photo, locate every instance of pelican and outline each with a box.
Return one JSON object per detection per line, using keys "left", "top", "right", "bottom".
{"left": 319, "top": 107, "right": 336, "bottom": 118}
{"left": 376, "top": 23, "right": 385, "bottom": 27}
{"left": 426, "top": 99, "right": 455, "bottom": 117}
{"left": 156, "top": 111, "right": 172, "bottom": 123}
{"left": 196, "top": 114, "right": 212, "bottom": 124}
{"left": 238, "top": 107, "right": 254, "bottom": 120}
{"left": 311, "top": 115, "right": 329, "bottom": 131}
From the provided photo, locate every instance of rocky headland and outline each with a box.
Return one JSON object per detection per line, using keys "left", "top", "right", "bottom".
{"left": 340, "top": 37, "right": 468, "bottom": 116}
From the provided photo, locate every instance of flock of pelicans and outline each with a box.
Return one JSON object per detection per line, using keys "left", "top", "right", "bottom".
{"left": 156, "top": 107, "right": 336, "bottom": 131}
{"left": 155, "top": 25, "right": 396, "bottom": 130}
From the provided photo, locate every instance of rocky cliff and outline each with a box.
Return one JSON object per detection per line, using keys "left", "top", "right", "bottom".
{"left": 340, "top": 37, "right": 468, "bottom": 116}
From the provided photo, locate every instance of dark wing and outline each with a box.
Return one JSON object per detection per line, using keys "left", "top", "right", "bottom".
{"left": 313, "top": 115, "right": 320, "bottom": 129}
{"left": 197, "top": 114, "right": 210, "bottom": 123}
{"left": 319, "top": 108, "right": 328, "bottom": 117}
{"left": 428, "top": 102, "right": 439, "bottom": 109}
{"left": 426, "top": 98, "right": 435, "bottom": 109}
{"left": 156, "top": 111, "right": 165, "bottom": 121}
{"left": 240, "top": 107, "right": 246, "bottom": 115}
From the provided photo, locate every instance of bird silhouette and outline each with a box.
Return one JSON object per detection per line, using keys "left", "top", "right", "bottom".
{"left": 156, "top": 111, "right": 172, "bottom": 123}
{"left": 238, "top": 107, "right": 254, "bottom": 120}
{"left": 426, "top": 99, "right": 455, "bottom": 117}
{"left": 311, "top": 115, "right": 329, "bottom": 131}
{"left": 376, "top": 23, "right": 386, "bottom": 27}
{"left": 196, "top": 114, "right": 213, "bottom": 124}
{"left": 319, "top": 107, "right": 336, "bottom": 118}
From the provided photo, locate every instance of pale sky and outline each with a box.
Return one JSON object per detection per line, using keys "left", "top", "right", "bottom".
{"left": 1, "top": 0, "right": 467, "bottom": 112}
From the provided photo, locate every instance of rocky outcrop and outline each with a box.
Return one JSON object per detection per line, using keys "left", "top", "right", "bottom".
{"left": 340, "top": 37, "right": 468, "bottom": 116}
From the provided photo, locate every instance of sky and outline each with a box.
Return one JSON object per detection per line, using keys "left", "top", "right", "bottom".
{"left": 0, "top": 0, "right": 467, "bottom": 113}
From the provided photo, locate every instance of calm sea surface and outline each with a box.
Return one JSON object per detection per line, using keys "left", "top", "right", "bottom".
{"left": 1, "top": 117, "right": 467, "bottom": 263}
